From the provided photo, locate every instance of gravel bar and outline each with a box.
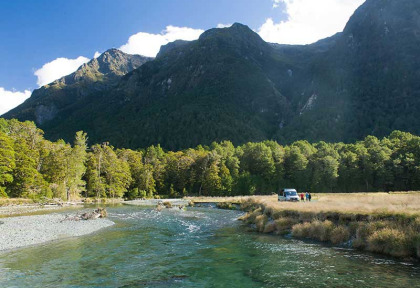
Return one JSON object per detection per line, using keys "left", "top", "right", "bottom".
{"left": 0, "top": 214, "right": 114, "bottom": 251}
{"left": 0, "top": 204, "right": 83, "bottom": 217}
{"left": 124, "top": 199, "right": 190, "bottom": 206}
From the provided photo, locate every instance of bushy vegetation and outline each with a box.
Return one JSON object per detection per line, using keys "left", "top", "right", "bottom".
{"left": 1, "top": 118, "right": 420, "bottom": 200}
{"left": 216, "top": 202, "right": 237, "bottom": 210}
{"left": 241, "top": 199, "right": 420, "bottom": 259}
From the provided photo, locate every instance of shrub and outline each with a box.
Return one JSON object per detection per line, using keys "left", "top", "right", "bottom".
{"left": 240, "top": 200, "right": 259, "bottom": 212}
{"left": 330, "top": 226, "right": 351, "bottom": 244}
{"left": 163, "top": 201, "right": 172, "bottom": 208}
{"left": 241, "top": 207, "right": 262, "bottom": 224}
{"left": 367, "top": 228, "right": 411, "bottom": 257}
{"left": 217, "top": 202, "right": 236, "bottom": 210}
{"left": 353, "top": 223, "right": 369, "bottom": 248}
{"left": 239, "top": 199, "right": 420, "bottom": 259}
{"left": 310, "top": 220, "right": 334, "bottom": 242}
{"left": 292, "top": 220, "right": 335, "bottom": 241}
{"left": 275, "top": 217, "right": 298, "bottom": 234}
{"left": 292, "top": 222, "right": 312, "bottom": 238}
{"left": 353, "top": 221, "right": 389, "bottom": 249}
{"left": 255, "top": 214, "right": 268, "bottom": 232}
{"left": 348, "top": 222, "right": 360, "bottom": 235}
{"left": 297, "top": 212, "right": 316, "bottom": 223}
{"left": 263, "top": 221, "right": 277, "bottom": 233}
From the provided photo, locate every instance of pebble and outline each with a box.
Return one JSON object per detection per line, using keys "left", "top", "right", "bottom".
{"left": 0, "top": 214, "right": 114, "bottom": 251}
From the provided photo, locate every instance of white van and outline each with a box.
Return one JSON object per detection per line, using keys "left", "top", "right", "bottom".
{"left": 278, "top": 188, "right": 300, "bottom": 202}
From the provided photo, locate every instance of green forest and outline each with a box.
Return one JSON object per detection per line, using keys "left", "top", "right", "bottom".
{"left": 0, "top": 118, "right": 419, "bottom": 200}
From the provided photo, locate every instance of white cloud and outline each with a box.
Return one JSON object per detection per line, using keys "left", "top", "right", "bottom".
{"left": 272, "top": 0, "right": 282, "bottom": 8}
{"left": 119, "top": 25, "right": 204, "bottom": 57}
{"left": 31, "top": 25, "right": 203, "bottom": 89}
{"left": 217, "top": 23, "right": 232, "bottom": 28}
{"left": 0, "top": 87, "right": 32, "bottom": 115}
{"left": 34, "top": 56, "right": 90, "bottom": 87}
{"left": 259, "top": 0, "right": 366, "bottom": 45}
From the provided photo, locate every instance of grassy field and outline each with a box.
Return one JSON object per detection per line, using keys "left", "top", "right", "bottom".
{"left": 187, "top": 192, "right": 420, "bottom": 214}
{"left": 237, "top": 192, "right": 420, "bottom": 259}
{"left": 259, "top": 192, "right": 420, "bottom": 215}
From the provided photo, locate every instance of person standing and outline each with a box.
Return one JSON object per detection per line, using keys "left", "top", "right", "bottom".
{"left": 300, "top": 192, "right": 305, "bottom": 202}
{"left": 308, "top": 192, "right": 312, "bottom": 202}
{"left": 305, "top": 192, "right": 309, "bottom": 201}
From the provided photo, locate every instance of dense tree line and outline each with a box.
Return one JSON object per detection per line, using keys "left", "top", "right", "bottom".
{"left": 0, "top": 118, "right": 419, "bottom": 200}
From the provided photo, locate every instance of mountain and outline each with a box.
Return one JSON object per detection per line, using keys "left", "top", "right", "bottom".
{"left": 338, "top": 0, "right": 420, "bottom": 139}
{"left": 4, "top": 0, "right": 420, "bottom": 150}
{"left": 4, "top": 49, "right": 152, "bottom": 125}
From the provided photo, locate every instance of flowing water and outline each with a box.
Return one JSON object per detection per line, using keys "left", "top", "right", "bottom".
{"left": 0, "top": 206, "right": 419, "bottom": 288}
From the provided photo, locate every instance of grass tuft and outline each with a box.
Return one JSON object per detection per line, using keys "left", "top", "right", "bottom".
{"left": 255, "top": 214, "right": 268, "bottom": 232}
{"left": 239, "top": 193, "right": 420, "bottom": 259}
{"left": 275, "top": 217, "right": 299, "bottom": 234}
{"left": 367, "top": 228, "right": 410, "bottom": 258}
{"left": 330, "top": 226, "right": 350, "bottom": 244}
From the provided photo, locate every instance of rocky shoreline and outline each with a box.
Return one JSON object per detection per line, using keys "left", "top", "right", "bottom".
{"left": 0, "top": 213, "right": 114, "bottom": 252}
{"left": 0, "top": 204, "right": 82, "bottom": 217}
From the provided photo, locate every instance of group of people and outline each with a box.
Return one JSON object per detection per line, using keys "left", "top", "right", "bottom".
{"left": 300, "top": 192, "right": 312, "bottom": 202}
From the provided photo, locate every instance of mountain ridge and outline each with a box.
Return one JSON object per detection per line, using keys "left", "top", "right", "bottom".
{"left": 4, "top": 49, "right": 152, "bottom": 124}
{"left": 4, "top": 0, "right": 420, "bottom": 150}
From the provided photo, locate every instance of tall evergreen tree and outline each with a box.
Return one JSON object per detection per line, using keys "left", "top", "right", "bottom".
{"left": 0, "top": 131, "right": 15, "bottom": 197}
{"left": 66, "top": 131, "right": 88, "bottom": 200}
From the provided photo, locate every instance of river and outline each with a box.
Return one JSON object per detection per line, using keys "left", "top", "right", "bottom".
{"left": 0, "top": 206, "right": 419, "bottom": 287}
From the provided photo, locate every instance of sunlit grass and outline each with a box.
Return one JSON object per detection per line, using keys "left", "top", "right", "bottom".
{"left": 239, "top": 192, "right": 420, "bottom": 259}
{"left": 254, "top": 192, "right": 420, "bottom": 215}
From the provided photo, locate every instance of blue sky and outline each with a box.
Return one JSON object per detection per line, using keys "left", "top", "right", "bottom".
{"left": 0, "top": 0, "right": 365, "bottom": 114}
{"left": 0, "top": 0, "right": 285, "bottom": 91}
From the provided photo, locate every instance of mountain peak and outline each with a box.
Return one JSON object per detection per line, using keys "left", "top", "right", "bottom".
{"left": 96, "top": 48, "right": 129, "bottom": 60}
{"left": 50, "top": 49, "right": 152, "bottom": 86}
{"left": 343, "top": 0, "right": 420, "bottom": 37}
{"left": 199, "top": 22, "right": 260, "bottom": 40}
{"left": 6, "top": 1, "right": 420, "bottom": 148}
{"left": 197, "top": 22, "right": 268, "bottom": 54}
{"left": 229, "top": 22, "right": 252, "bottom": 30}
{"left": 157, "top": 23, "right": 267, "bottom": 59}
{"left": 3, "top": 49, "right": 152, "bottom": 125}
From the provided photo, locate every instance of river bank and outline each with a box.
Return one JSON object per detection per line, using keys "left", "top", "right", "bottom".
{"left": 0, "top": 203, "right": 84, "bottom": 217}
{"left": 239, "top": 193, "right": 420, "bottom": 260}
{"left": 0, "top": 197, "right": 126, "bottom": 217}
{"left": 125, "top": 199, "right": 191, "bottom": 206}
{"left": 1, "top": 205, "right": 419, "bottom": 288}
{"left": 0, "top": 212, "right": 114, "bottom": 252}
{"left": 185, "top": 195, "right": 273, "bottom": 204}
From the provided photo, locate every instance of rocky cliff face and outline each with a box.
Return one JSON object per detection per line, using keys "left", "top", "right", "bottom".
{"left": 54, "top": 48, "right": 151, "bottom": 86}
{"left": 4, "top": 0, "right": 420, "bottom": 149}
{"left": 4, "top": 49, "right": 152, "bottom": 124}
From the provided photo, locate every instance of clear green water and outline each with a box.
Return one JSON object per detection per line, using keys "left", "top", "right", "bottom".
{"left": 0, "top": 206, "right": 419, "bottom": 288}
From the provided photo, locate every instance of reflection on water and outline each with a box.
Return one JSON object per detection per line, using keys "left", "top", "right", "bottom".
{"left": 0, "top": 206, "right": 419, "bottom": 288}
